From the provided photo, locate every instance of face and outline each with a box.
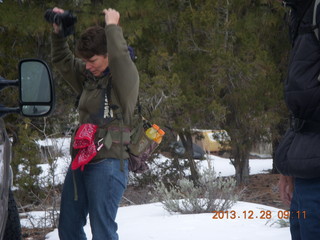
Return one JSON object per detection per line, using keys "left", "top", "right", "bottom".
{"left": 83, "top": 55, "right": 108, "bottom": 77}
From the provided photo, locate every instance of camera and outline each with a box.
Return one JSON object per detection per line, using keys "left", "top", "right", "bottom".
{"left": 44, "top": 9, "right": 77, "bottom": 37}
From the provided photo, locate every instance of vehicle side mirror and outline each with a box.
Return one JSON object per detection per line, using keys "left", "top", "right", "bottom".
{"left": 19, "top": 59, "right": 55, "bottom": 117}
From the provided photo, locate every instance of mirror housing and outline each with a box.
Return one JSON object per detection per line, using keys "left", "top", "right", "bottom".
{"left": 0, "top": 59, "right": 55, "bottom": 117}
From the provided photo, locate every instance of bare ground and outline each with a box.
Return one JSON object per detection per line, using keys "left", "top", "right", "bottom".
{"left": 239, "top": 173, "right": 288, "bottom": 210}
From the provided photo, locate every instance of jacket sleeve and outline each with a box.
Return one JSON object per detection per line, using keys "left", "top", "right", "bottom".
{"left": 105, "top": 25, "right": 139, "bottom": 124}
{"left": 51, "top": 33, "right": 85, "bottom": 95}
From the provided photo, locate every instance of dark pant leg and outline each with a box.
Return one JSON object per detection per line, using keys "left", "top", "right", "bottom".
{"left": 290, "top": 177, "right": 320, "bottom": 240}
{"left": 290, "top": 188, "right": 301, "bottom": 240}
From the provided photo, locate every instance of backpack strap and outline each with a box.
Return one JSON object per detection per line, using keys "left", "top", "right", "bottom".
{"left": 103, "top": 78, "right": 127, "bottom": 171}
{"left": 105, "top": 75, "right": 120, "bottom": 118}
{"left": 137, "top": 96, "right": 142, "bottom": 118}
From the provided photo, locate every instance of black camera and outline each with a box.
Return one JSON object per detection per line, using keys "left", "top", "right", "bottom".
{"left": 44, "top": 9, "right": 77, "bottom": 37}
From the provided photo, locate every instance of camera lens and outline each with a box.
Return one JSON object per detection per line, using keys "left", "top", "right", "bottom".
{"left": 44, "top": 9, "right": 61, "bottom": 25}
{"left": 44, "top": 9, "right": 77, "bottom": 37}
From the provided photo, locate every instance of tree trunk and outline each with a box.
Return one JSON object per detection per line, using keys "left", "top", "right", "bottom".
{"left": 234, "top": 157, "right": 249, "bottom": 185}
{"left": 232, "top": 145, "right": 250, "bottom": 185}
{"left": 179, "top": 131, "right": 199, "bottom": 185}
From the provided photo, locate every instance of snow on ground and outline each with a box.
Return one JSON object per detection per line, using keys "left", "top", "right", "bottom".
{"left": 21, "top": 137, "right": 290, "bottom": 239}
{"left": 36, "top": 137, "right": 71, "bottom": 186}
{"left": 197, "top": 154, "right": 273, "bottom": 177}
{"left": 45, "top": 201, "right": 290, "bottom": 240}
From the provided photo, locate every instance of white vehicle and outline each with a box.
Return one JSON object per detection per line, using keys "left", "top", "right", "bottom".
{"left": 0, "top": 59, "right": 54, "bottom": 240}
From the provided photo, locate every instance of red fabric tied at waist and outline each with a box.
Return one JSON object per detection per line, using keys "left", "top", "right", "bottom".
{"left": 72, "top": 123, "right": 98, "bottom": 171}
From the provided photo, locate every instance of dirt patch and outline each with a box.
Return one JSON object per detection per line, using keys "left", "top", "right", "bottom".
{"left": 239, "top": 173, "right": 288, "bottom": 210}
{"left": 22, "top": 227, "right": 55, "bottom": 240}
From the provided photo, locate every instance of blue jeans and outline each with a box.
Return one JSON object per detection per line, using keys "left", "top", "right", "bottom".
{"left": 58, "top": 159, "right": 128, "bottom": 240}
{"left": 290, "top": 177, "right": 320, "bottom": 240}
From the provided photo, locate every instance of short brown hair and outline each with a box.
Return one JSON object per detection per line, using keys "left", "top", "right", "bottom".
{"left": 76, "top": 26, "right": 107, "bottom": 59}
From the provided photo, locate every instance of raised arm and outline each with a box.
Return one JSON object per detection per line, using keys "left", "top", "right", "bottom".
{"left": 50, "top": 7, "right": 85, "bottom": 95}
{"left": 103, "top": 8, "right": 139, "bottom": 122}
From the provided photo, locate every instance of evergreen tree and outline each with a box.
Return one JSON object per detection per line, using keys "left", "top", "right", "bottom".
{"left": 0, "top": 0, "right": 290, "bottom": 190}
{"left": 117, "top": 0, "right": 289, "bottom": 185}
{"left": 214, "top": 0, "right": 289, "bottom": 184}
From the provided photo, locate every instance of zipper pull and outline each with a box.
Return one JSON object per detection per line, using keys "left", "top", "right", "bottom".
{"left": 97, "top": 138, "right": 104, "bottom": 151}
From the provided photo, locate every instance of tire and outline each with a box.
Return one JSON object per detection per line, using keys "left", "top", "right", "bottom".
{"left": 3, "top": 190, "right": 21, "bottom": 240}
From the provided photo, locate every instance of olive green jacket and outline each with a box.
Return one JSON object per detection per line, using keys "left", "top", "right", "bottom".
{"left": 51, "top": 24, "right": 139, "bottom": 161}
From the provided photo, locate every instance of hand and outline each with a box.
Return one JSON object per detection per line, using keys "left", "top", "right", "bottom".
{"left": 103, "top": 8, "right": 120, "bottom": 26}
{"left": 278, "top": 175, "right": 294, "bottom": 206}
{"left": 52, "top": 7, "right": 64, "bottom": 34}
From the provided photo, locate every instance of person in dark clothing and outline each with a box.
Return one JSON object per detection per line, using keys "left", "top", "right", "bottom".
{"left": 276, "top": 1, "right": 320, "bottom": 239}
{"left": 48, "top": 7, "right": 139, "bottom": 240}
